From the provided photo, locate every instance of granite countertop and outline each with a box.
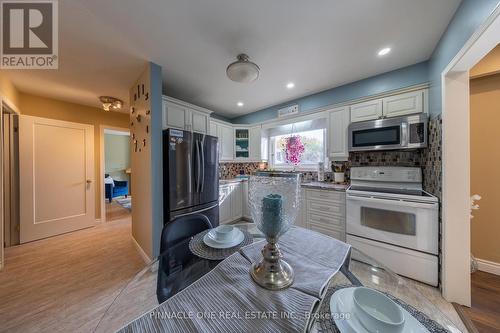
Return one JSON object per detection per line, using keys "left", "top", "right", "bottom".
{"left": 220, "top": 178, "right": 349, "bottom": 191}
{"left": 301, "top": 181, "right": 349, "bottom": 191}
{"left": 219, "top": 178, "right": 248, "bottom": 185}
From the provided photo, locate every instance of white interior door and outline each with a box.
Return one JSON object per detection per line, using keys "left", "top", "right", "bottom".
{"left": 20, "top": 116, "right": 95, "bottom": 243}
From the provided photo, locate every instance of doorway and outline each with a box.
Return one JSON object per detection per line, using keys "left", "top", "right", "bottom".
{"left": 461, "top": 47, "right": 500, "bottom": 332}
{"left": 101, "top": 127, "right": 131, "bottom": 222}
{"left": 441, "top": 2, "right": 500, "bottom": 308}
{"left": 2, "top": 106, "right": 20, "bottom": 248}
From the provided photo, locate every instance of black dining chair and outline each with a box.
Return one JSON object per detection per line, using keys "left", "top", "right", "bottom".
{"left": 156, "top": 214, "right": 213, "bottom": 303}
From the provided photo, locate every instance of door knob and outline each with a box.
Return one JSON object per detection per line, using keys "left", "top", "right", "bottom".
{"left": 86, "top": 179, "right": 92, "bottom": 184}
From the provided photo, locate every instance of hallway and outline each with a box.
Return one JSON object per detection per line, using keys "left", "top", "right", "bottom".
{"left": 0, "top": 213, "right": 144, "bottom": 333}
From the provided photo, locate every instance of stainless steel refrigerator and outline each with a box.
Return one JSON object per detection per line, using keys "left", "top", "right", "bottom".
{"left": 163, "top": 129, "right": 219, "bottom": 227}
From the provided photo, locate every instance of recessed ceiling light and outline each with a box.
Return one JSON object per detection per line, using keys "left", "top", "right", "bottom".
{"left": 286, "top": 82, "right": 295, "bottom": 89}
{"left": 378, "top": 47, "right": 391, "bottom": 56}
{"left": 237, "top": 102, "right": 244, "bottom": 107}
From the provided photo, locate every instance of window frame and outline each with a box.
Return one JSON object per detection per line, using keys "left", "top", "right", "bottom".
{"left": 269, "top": 127, "right": 328, "bottom": 171}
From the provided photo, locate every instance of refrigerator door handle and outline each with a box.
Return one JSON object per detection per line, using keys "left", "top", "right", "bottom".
{"left": 200, "top": 138, "right": 205, "bottom": 193}
{"left": 196, "top": 140, "right": 201, "bottom": 192}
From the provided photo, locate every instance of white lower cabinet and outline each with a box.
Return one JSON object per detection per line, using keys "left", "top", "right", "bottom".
{"left": 219, "top": 185, "right": 232, "bottom": 224}
{"left": 219, "top": 182, "right": 243, "bottom": 224}
{"left": 230, "top": 183, "right": 243, "bottom": 221}
{"left": 303, "top": 188, "right": 346, "bottom": 241}
{"left": 219, "top": 183, "right": 346, "bottom": 240}
{"left": 242, "top": 181, "right": 251, "bottom": 219}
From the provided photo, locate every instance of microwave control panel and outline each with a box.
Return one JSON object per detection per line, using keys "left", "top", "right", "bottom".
{"left": 409, "top": 123, "right": 425, "bottom": 144}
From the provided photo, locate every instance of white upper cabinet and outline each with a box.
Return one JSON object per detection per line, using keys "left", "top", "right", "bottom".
{"left": 382, "top": 90, "right": 423, "bottom": 118}
{"left": 328, "top": 106, "right": 349, "bottom": 161}
{"left": 163, "top": 102, "right": 186, "bottom": 130}
{"left": 209, "top": 121, "right": 217, "bottom": 137}
{"left": 162, "top": 96, "right": 211, "bottom": 134}
{"left": 350, "top": 89, "right": 426, "bottom": 123}
{"left": 210, "top": 122, "right": 262, "bottom": 162}
{"left": 350, "top": 99, "right": 383, "bottom": 122}
{"left": 191, "top": 111, "right": 209, "bottom": 133}
{"left": 218, "top": 123, "right": 235, "bottom": 161}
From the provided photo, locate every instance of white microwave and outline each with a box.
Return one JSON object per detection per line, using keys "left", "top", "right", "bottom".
{"left": 348, "top": 114, "right": 427, "bottom": 152}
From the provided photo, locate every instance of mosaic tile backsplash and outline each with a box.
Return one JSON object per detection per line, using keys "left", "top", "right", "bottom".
{"left": 422, "top": 115, "right": 442, "bottom": 199}
{"left": 219, "top": 116, "right": 443, "bottom": 197}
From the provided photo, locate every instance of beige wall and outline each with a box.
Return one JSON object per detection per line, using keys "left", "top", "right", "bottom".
{"left": 470, "top": 73, "right": 500, "bottom": 264}
{"left": 0, "top": 72, "right": 20, "bottom": 109}
{"left": 19, "top": 93, "right": 130, "bottom": 220}
{"left": 470, "top": 44, "right": 500, "bottom": 79}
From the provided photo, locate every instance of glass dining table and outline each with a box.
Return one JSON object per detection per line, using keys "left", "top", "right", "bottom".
{"left": 93, "top": 223, "right": 464, "bottom": 333}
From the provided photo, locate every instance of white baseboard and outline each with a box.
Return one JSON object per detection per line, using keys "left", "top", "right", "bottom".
{"left": 476, "top": 258, "right": 500, "bottom": 276}
{"left": 132, "top": 236, "right": 152, "bottom": 264}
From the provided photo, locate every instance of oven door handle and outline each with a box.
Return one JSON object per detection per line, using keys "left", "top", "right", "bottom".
{"left": 347, "top": 194, "right": 438, "bottom": 209}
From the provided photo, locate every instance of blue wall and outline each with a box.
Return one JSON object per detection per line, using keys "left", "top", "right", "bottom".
{"left": 428, "top": 0, "right": 500, "bottom": 117}
{"left": 231, "top": 62, "right": 429, "bottom": 124}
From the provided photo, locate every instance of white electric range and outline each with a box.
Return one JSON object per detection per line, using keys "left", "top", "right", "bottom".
{"left": 346, "top": 166, "right": 439, "bottom": 286}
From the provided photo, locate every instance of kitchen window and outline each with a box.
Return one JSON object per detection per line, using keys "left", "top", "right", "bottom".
{"left": 268, "top": 118, "right": 327, "bottom": 170}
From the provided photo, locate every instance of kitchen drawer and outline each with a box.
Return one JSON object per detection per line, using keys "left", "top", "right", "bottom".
{"left": 307, "top": 200, "right": 344, "bottom": 216}
{"left": 306, "top": 189, "right": 344, "bottom": 203}
{"left": 308, "top": 221, "right": 345, "bottom": 242}
{"left": 308, "top": 212, "right": 344, "bottom": 229}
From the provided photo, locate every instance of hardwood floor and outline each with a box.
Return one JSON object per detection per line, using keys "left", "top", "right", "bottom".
{"left": 106, "top": 200, "right": 131, "bottom": 222}
{"left": 0, "top": 212, "right": 144, "bottom": 333}
{"left": 459, "top": 271, "right": 500, "bottom": 333}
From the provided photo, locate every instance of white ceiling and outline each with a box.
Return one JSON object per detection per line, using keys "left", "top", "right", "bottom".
{"left": 4, "top": 0, "right": 461, "bottom": 118}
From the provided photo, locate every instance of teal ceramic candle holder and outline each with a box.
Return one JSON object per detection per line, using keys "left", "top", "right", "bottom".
{"left": 249, "top": 172, "right": 301, "bottom": 290}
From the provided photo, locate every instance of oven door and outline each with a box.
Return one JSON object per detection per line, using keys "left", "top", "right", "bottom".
{"left": 346, "top": 193, "right": 438, "bottom": 254}
{"left": 348, "top": 118, "right": 407, "bottom": 151}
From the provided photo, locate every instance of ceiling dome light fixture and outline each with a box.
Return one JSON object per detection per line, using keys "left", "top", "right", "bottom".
{"left": 99, "top": 96, "right": 123, "bottom": 111}
{"left": 378, "top": 47, "right": 391, "bottom": 56}
{"left": 226, "top": 54, "right": 260, "bottom": 83}
{"left": 286, "top": 82, "right": 295, "bottom": 89}
{"left": 237, "top": 101, "right": 244, "bottom": 107}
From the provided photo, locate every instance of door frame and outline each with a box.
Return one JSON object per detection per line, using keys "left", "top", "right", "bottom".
{"left": 441, "top": 4, "right": 500, "bottom": 305}
{"left": 99, "top": 125, "right": 130, "bottom": 223}
{"left": 0, "top": 94, "right": 19, "bottom": 270}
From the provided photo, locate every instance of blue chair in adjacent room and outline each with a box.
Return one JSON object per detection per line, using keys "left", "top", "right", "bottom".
{"left": 156, "top": 214, "right": 214, "bottom": 303}
{"left": 104, "top": 174, "right": 129, "bottom": 203}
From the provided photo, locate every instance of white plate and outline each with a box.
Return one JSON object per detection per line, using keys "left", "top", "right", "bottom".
{"left": 203, "top": 229, "right": 244, "bottom": 249}
{"left": 329, "top": 287, "right": 429, "bottom": 333}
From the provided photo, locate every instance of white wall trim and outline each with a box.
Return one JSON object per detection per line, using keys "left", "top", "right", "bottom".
{"left": 441, "top": 3, "right": 500, "bottom": 306}
{"left": 99, "top": 125, "right": 130, "bottom": 224}
{"left": 476, "top": 258, "right": 500, "bottom": 276}
{"left": 132, "top": 235, "right": 152, "bottom": 264}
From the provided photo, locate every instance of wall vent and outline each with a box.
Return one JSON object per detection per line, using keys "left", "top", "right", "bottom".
{"left": 277, "top": 104, "right": 299, "bottom": 118}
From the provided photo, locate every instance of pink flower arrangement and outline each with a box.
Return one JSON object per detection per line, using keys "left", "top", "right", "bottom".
{"left": 283, "top": 135, "right": 305, "bottom": 165}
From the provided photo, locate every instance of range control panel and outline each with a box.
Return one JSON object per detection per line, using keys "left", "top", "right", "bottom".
{"left": 350, "top": 166, "right": 422, "bottom": 183}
